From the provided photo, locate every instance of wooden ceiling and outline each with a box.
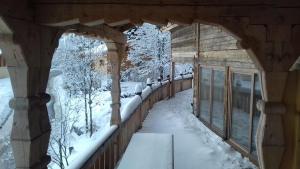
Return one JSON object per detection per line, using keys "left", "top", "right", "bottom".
{"left": 28, "top": 0, "right": 300, "bottom": 28}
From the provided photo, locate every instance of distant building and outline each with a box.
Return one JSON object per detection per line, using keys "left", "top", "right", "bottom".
{"left": 94, "top": 55, "right": 109, "bottom": 75}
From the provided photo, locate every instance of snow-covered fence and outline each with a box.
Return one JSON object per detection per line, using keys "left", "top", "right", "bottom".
{"left": 78, "top": 76, "right": 192, "bottom": 169}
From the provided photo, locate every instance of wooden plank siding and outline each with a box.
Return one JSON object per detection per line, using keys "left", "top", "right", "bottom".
{"left": 171, "top": 25, "right": 196, "bottom": 63}
{"left": 170, "top": 23, "right": 256, "bottom": 69}
{"left": 0, "top": 55, "right": 6, "bottom": 67}
{"left": 170, "top": 23, "right": 260, "bottom": 164}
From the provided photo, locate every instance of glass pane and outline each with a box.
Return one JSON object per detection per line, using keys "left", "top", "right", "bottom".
{"left": 200, "top": 68, "right": 211, "bottom": 123}
{"left": 212, "top": 70, "right": 225, "bottom": 133}
{"left": 231, "top": 73, "right": 251, "bottom": 149}
{"left": 251, "top": 74, "right": 262, "bottom": 155}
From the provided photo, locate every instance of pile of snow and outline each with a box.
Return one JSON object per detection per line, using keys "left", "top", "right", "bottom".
{"left": 175, "top": 63, "right": 193, "bottom": 76}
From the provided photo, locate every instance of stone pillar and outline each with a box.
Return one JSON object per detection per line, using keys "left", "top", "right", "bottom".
{"left": 170, "top": 61, "right": 175, "bottom": 97}
{"left": 106, "top": 41, "right": 123, "bottom": 125}
{"left": 0, "top": 18, "right": 61, "bottom": 169}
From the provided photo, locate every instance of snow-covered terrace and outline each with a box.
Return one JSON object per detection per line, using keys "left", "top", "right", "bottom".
{"left": 63, "top": 75, "right": 256, "bottom": 169}
{"left": 134, "top": 89, "right": 256, "bottom": 169}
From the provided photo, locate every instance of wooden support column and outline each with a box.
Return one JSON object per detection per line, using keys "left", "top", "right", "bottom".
{"left": 170, "top": 61, "right": 175, "bottom": 97}
{"left": 193, "top": 23, "right": 200, "bottom": 117}
{"left": 106, "top": 41, "right": 124, "bottom": 126}
{"left": 238, "top": 24, "right": 300, "bottom": 169}
{"left": 256, "top": 72, "right": 288, "bottom": 169}
{"left": 295, "top": 72, "right": 300, "bottom": 169}
{"left": 0, "top": 17, "right": 61, "bottom": 169}
{"left": 220, "top": 17, "right": 300, "bottom": 169}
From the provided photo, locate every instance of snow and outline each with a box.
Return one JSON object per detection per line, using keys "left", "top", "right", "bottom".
{"left": 174, "top": 63, "right": 193, "bottom": 76}
{"left": 123, "top": 23, "right": 171, "bottom": 82}
{"left": 174, "top": 73, "right": 193, "bottom": 80}
{"left": 0, "top": 75, "right": 256, "bottom": 169}
{"left": 121, "top": 86, "right": 152, "bottom": 121}
{"left": 66, "top": 125, "right": 117, "bottom": 169}
{"left": 138, "top": 89, "right": 257, "bottom": 169}
{"left": 0, "top": 78, "right": 13, "bottom": 128}
{"left": 47, "top": 73, "right": 142, "bottom": 169}
{"left": 117, "top": 133, "right": 173, "bottom": 169}
{"left": 120, "top": 79, "right": 170, "bottom": 122}
{"left": 0, "top": 77, "right": 14, "bottom": 169}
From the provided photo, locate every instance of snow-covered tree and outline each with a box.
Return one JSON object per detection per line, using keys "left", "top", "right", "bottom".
{"left": 48, "top": 93, "right": 80, "bottom": 169}
{"left": 52, "top": 33, "right": 108, "bottom": 136}
{"left": 123, "top": 23, "right": 171, "bottom": 82}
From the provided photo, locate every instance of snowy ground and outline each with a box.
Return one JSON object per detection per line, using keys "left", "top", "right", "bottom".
{"left": 47, "top": 73, "right": 142, "bottom": 169}
{"left": 0, "top": 78, "right": 13, "bottom": 130}
{"left": 139, "top": 89, "right": 257, "bottom": 169}
{"left": 0, "top": 78, "right": 14, "bottom": 169}
{"left": 0, "top": 75, "right": 142, "bottom": 169}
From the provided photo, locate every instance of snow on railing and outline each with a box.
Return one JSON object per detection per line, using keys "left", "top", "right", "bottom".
{"left": 174, "top": 72, "right": 193, "bottom": 80}
{"left": 67, "top": 125, "right": 118, "bottom": 169}
{"left": 121, "top": 84, "right": 156, "bottom": 122}
{"left": 121, "top": 75, "right": 192, "bottom": 122}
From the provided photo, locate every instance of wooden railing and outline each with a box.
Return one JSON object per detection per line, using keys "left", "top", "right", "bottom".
{"left": 77, "top": 76, "right": 192, "bottom": 169}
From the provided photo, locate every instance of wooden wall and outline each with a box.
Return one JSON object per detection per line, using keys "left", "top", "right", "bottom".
{"left": 170, "top": 23, "right": 256, "bottom": 69}
{"left": 171, "top": 25, "right": 196, "bottom": 63}
{"left": 0, "top": 55, "right": 5, "bottom": 67}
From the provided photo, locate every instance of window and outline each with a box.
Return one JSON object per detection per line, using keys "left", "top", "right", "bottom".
{"left": 199, "top": 67, "right": 226, "bottom": 135}
{"left": 211, "top": 70, "right": 225, "bottom": 133}
{"left": 230, "top": 73, "right": 252, "bottom": 149}
{"left": 198, "top": 66, "right": 263, "bottom": 163}
{"left": 199, "top": 68, "right": 211, "bottom": 122}
{"left": 228, "top": 70, "right": 262, "bottom": 161}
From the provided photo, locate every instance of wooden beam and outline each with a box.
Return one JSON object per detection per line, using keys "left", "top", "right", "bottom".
{"left": 65, "top": 24, "right": 126, "bottom": 44}
{"left": 33, "top": 3, "right": 300, "bottom": 26}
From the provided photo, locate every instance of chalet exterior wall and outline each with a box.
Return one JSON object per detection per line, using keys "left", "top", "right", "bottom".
{"left": 170, "top": 23, "right": 296, "bottom": 168}
{"left": 171, "top": 26, "right": 196, "bottom": 63}
{"left": 171, "top": 24, "right": 256, "bottom": 69}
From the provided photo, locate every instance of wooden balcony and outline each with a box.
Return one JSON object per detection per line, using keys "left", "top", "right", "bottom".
{"left": 71, "top": 76, "right": 193, "bottom": 169}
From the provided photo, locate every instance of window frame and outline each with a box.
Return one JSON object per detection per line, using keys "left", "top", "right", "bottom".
{"left": 198, "top": 65, "right": 227, "bottom": 138}
{"left": 228, "top": 68, "right": 261, "bottom": 164}
{"left": 198, "top": 65, "right": 263, "bottom": 165}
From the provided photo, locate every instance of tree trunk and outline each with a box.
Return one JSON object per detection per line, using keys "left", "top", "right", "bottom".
{"left": 83, "top": 76, "right": 89, "bottom": 134}
{"left": 89, "top": 76, "right": 93, "bottom": 137}
{"left": 59, "top": 138, "right": 64, "bottom": 169}
{"left": 84, "top": 91, "right": 88, "bottom": 134}
{"left": 89, "top": 97, "right": 93, "bottom": 137}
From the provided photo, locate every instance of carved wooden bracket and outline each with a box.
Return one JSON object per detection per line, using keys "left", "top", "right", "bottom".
{"left": 256, "top": 100, "right": 286, "bottom": 169}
